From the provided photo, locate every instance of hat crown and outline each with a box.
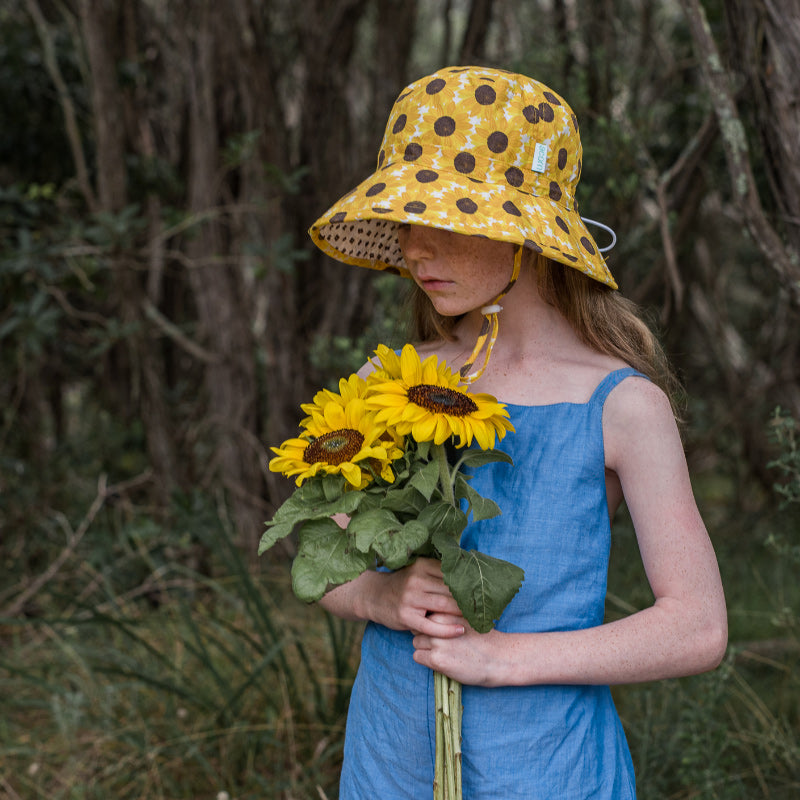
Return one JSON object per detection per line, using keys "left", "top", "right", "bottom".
{"left": 377, "top": 67, "right": 582, "bottom": 211}
{"left": 308, "top": 65, "right": 617, "bottom": 290}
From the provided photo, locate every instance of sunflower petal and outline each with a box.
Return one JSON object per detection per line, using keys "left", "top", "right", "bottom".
{"left": 411, "top": 415, "right": 438, "bottom": 443}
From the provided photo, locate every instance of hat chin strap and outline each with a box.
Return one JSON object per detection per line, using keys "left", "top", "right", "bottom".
{"left": 459, "top": 245, "right": 523, "bottom": 385}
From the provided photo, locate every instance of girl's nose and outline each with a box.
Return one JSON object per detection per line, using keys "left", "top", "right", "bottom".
{"left": 398, "top": 224, "right": 436, "bottom": 259}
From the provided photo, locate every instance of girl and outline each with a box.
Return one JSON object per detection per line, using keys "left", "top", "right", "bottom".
{"left": 308, "top": 66, "right": 727, "bottom": 799}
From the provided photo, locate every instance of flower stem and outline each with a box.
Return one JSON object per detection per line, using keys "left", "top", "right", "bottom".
{"left": 434, "top": 670, "right": 462, "bottom": 799}
{"left": 432, "top": 443, "right": 463, "bottom": 799}
{"left": 433, "top": 443, "right": 456, "bottom": 506}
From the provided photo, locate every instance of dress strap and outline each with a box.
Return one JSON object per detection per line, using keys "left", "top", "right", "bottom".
{"left": 588, "top": 367, "right": 648, "bottom": 407}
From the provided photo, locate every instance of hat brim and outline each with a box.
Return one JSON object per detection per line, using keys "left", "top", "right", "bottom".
{"left": 309, "top": 159, "right": 617, "bottom": 289}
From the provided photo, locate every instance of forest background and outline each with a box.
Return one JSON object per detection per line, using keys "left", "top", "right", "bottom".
{"left": 1, "top": 0, "right": 799, "bottom": 798}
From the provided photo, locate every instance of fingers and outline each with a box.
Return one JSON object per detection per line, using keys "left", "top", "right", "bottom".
{"left": 377, "top": 558, "right": 463, "bottom": 634}
{"left": 405, "top": 557, "right": 448, "bottom": 589}
{"left": 397, "top": 559, "right": 458, "bottom": 608}
{"left": 412, "top": 612, "right": 466, "bottom": 641}
{"left": 427, "top": 612, "right": 465, "bottom": 627}
{"left": 422, "top": 591, "right": 461, "bottom": 615}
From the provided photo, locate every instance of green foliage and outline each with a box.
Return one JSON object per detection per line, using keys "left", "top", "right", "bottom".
{"left": 763, "top": 408, "right": 800, "bottom": 638}
{"left": 309, "top": 272, "right": 408, "bottom": 381}
{"left": 768, "top": 408, "right": 800, "bottom": 511}
{"left": 262, "top": 437, "right": 522, "bottom": 633}
{"left": 434, "top": 531, "right": 526, "bottom": 635}
{"left": 618, "top": 656, "right": 800, "bottom": 799}
{"left": 0, "top": 5, "right": 82, "bottom": 183}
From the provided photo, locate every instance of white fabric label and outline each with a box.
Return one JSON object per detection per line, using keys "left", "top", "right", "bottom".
{"left": 532, "top": 142, "right": 548, "bottom": 173}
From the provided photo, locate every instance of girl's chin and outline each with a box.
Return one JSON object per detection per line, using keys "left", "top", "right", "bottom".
{"left": 429, "top": 297, "right": 490, "bottom": 317}
{"left": 430, "top": 301, "right": 468, "bottom": 317}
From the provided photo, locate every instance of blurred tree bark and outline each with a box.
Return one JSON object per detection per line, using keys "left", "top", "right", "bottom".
{"left": 7, "top": 0, "right": 800, "bottom": 555}
{"left": 677, "top": 0, "right": 800, "bottom": 489}
{"left": 723, "top": 0, "right": 800, "bottom": 258}
{"left": 459, "top": 0, "right": 495, "bottom": 62}
{"left": 78, "top": 0, "right": 186, "bottom": 502}
{"left": 679, "top": 0, "right": 800, "bottom": 302}
{"left": 18, "top": 0, "right": 424, "bottom": 548}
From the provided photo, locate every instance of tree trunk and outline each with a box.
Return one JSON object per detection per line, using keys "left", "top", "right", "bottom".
{"left": 678, "top": 0, "right": 800, "bottom": 304}
{"left": 181, "top": 1, "right": 263, "bottom": 545}
{"left": 79, "top": 0, "right": 183, "bottom": 502}
{"left": 724, "top": 0, "right": 800, "bottom": 255}
{"left": 459, "top": 0, "right": 495, "bottom": 63}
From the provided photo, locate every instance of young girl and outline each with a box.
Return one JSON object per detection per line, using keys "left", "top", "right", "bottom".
{"left": 308, "top": 66, "right": 727, "bottom": 799}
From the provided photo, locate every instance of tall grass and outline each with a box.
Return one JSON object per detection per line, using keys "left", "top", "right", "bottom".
{"left": 0, "top": 490, "right": 360, "bottom": 799}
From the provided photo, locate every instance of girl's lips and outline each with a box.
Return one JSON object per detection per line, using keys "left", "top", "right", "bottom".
{"left": 419, "top": 277, "right": 453, "bottom": 291}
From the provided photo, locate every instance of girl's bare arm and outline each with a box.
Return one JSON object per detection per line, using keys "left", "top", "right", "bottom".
{"left": 412, "top": 378, "right": 728, "bottom": 687}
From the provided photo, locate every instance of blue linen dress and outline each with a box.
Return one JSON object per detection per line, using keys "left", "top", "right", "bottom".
{"left": 339, "top": 368, "right": 642, "bottom": 799}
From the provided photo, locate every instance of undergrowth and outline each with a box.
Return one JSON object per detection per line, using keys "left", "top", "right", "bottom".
{"left": 0, "top": 490, "right": 359, "bottom": 799}
{"left": 1, "top": 410, "right": 799, "bottom": 798}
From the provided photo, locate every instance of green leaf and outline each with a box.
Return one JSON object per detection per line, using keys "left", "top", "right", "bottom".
{"left": 347, "top": 510, "right": 433, "bottom": 569}
{"left": 456, "top": 448, "right": 514, "bottom": 469}
{"left": 259, "top": 478, "right": 365, "bottom": 557}
{"left": 415, "top": 439, "right": 432, "bottom": 460}
{"left": 290, "top": 518, "right": 369, "bottom": 602}
{"left": 454, "top": 474, "right": 501, "bottom": 522}
{"left": 380, "top": 485, "right": 429, "bottom": 516}
{"left": 417, "top": 501, "right": 468, "bottom": 541}
{"left": 407, "top": 458, "right": 441, "bottom": 500}
{"left": 375, "top": 520, "right": 430, "bottom": 569}
{"left": 321, "top": 474, "right": 347, "bottom": 502}
{"left": 258, "top": 520, "right": 295, "bottom": 554}
{"left": 348, "top": 508, "right": 402, "bottom": 553}
{"left": 353, "top": 490, "right": 383, "bottom": 513}
{"left": 433, "top": 533, "right": 524, "bottom": 634}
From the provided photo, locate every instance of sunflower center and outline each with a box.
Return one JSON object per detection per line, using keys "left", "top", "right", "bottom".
{"left": 304, "top": 429, "right": 365, "bottom": 465}
{"left": 407, "top": 384, "right": 479, "bottom": 416}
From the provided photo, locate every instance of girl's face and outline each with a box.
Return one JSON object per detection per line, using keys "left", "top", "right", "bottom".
{"left": 397, "top": 225, "right": 517, "bottom": 317}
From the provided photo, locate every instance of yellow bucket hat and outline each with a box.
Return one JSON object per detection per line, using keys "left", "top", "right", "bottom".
{"left": 309, "top": 65, "right": 617, "bottom": 290}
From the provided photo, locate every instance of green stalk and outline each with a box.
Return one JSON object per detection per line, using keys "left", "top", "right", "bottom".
{"left": 432, "top": 443, "right": 463, "bottom": 800}
{"left": 433, "top": 441, "right": 456, "bottom": 506}
{"left": 434, "top": 669, "right": 462, "bottom": 800}
{"left": 434, "top": 670, "right": 444, "bottom": 800}
{"left": 450, "top": 676, "right": 463, "bottom": 791}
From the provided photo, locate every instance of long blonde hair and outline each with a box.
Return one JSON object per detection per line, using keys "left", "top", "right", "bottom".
{"left": 406, "top": 252, "right": 683, "bottom": 413}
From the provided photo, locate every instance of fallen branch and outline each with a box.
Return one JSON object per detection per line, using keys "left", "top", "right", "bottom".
{"left": 732, "top": 638, "right": 800, "bottom": 669}
{"left": 0, "top": 471, "right": 152, "bottom": 619}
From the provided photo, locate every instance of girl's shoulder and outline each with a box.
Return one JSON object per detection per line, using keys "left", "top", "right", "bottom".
{"left": 602, "top": 374, "right": 679, "bottom": 470}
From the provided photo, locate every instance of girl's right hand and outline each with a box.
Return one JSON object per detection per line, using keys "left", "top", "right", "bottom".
{"left": 365, "top": 558, "right": 465, "bottom": 638}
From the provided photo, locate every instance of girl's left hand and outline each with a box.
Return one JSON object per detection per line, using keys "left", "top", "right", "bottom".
{"left": 412, "top": 613, "right": 506, "bottom": 687}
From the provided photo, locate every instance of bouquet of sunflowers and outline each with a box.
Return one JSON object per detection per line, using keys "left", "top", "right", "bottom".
{"left": 260, "top": 342, "right": 525, "bottom": 800}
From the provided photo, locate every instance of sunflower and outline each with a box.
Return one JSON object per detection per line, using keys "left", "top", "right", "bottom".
{"left": 270, "top": 397, "right": 403, "bottom": 488}
{"left": 301, "top": 370, "right": 405, "bottom": 454}
{"left": 367, "top": 343, "right": 404, "bottom": 380}
{"left": 300, "top": 373, "right": 369, "bottom": 426}
{"left": 365, "top": 343, "right": 514, "bottom": 449}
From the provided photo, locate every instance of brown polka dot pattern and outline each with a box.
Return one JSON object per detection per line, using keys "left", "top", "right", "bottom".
{"left": 309, "top": 65, "right": 617, "bottom": 289}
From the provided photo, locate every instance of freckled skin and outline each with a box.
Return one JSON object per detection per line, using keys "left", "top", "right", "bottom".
{"left": 397, "top": 224, "right": 517, "bottom": 317}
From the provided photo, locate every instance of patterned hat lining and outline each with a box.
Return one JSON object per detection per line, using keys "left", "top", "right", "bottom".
{"left": 316, "top": 214, "right": 603, "bottom": 280}
{"left": 319, "top": 219, "right": 403, "bottom": 270}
